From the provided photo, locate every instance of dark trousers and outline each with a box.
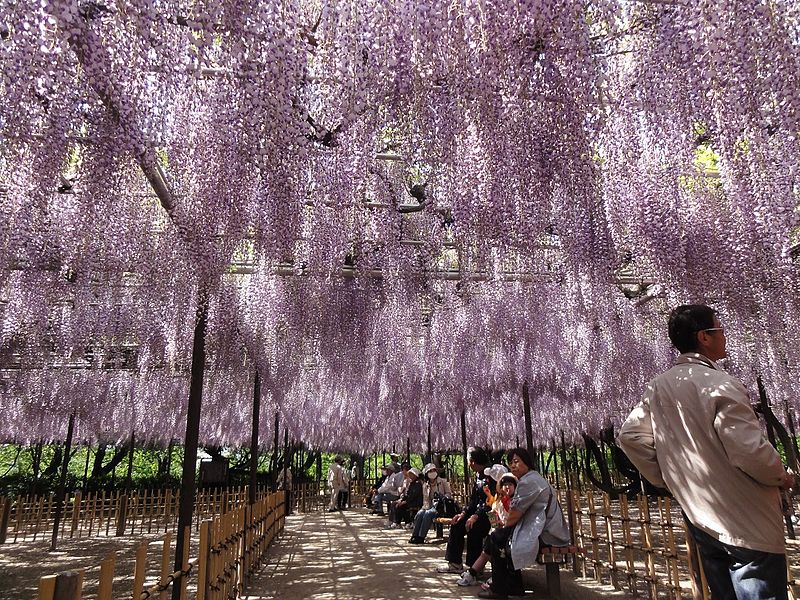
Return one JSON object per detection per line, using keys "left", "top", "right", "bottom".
{"left": 445, "top": 513, "right": 491, "bottom": 567}
{"left": 685, "top": 519, "right": 788, "bottom": 600}
{"left": 337, "top": 489, "right": 349, "bottom": 509}
{"left": 488, "top": 535, "right": 524, "bottom": 596}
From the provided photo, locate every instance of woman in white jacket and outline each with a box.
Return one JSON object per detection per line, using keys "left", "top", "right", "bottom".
{"left": 409, "top": 463, "right": 452, "bottom": 544}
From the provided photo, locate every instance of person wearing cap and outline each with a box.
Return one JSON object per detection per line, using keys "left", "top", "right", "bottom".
{"left": 372, "top": 462, "right": 404, "bottom": 516}
{"left": 389, "top": 452, "right": 402, "bottom": 475}
{"left": 388, "top": 466, "right": 423, "bottom": 528}
{"left": 327, "top": 456, "right": 347, "bottom": 513}
{"left": 436, "top": 447, "right": 493, "bottom": 574}
{"left": 480, "top": 447, "right": 570, "bottom": 599}
{"left": 409, "top": 463, "right": 452, "bottom": 543}
{"left": 456, "top": 471, "right": 519, "bottom": 587}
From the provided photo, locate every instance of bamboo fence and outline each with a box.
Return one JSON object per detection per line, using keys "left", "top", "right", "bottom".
{"left": 13, "top": 478, "right": 800, "bottom": 599}
{"left": 36, "top": 492, "right": 286, "bottom": 600}
{"left": 0, "top": 486, "right": 269, "bottom": 544}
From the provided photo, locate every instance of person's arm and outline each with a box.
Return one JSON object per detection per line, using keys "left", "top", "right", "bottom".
{"left": 443, "top": 480, "right": 452, "bottom": 498}
{"left": 714, "top": 381, "right": 788, "bottom": 487}
{"left": 504, "top": 507, "right": 524, "bottom": 529}
{"left": 616, "top": 387, "right": 667, "bottom": 488}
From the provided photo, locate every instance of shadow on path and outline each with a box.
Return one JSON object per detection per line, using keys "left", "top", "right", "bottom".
{"left": 243, "top": 509, "right": 638, "bottom": 600}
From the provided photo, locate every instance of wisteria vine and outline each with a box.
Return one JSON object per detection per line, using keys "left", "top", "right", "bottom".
{"left": 1, "top": 0, "right": 800, "bottom": 452}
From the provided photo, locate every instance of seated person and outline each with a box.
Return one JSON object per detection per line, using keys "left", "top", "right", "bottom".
{"left": 409, "top": 463, "right": 452, "bottom": 544}
{"left": 457, "top": 470, "right": 516, "bottom": 586}
{"left": 388, "top": 467, "right": 422, "bottom": 527}
{"left": 479, "top": 447, "right": 570, "bottom": 599}
{"left": 372, "top": 463, "right": 404, "bottom": 516}
{"left": 437, "top": 447, "right": 493, "bottom": 573}
{"left": 364, "top": 469, "right": 388, "bottom": 508}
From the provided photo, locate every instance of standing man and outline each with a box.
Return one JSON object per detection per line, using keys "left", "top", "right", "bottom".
{"left": 618, "top": 304, "right": 794, "bottom": 600}
{"left": 327, "top": 456, "right": 346, "bottom": 513}
{"left": 437, "top": 447, "right": 492, "bottom": 574}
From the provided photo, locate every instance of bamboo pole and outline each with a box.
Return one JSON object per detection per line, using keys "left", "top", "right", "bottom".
{"left": 638, "top": 495, "right": 658, "bottom": 599}
{"left": 159, "top": 532, "right": 172, "bottom": 600}
{"left": 38, "top": 575, "right": 57, "bottom": 600}
{"left": 51, "top": 413, "right": 76, "bottom": 552}
{"left": 97, "top": 552, "right": 115, "bottom": 600}
{"left": 70, "top": 491, "right": 81, "bottom": 538}
{"left": 603, "top": 493, "right": 621, "bottom": 590}
{"left": 132, "top": 542, "right": 148, "bottom": 598}
{"left": 197, "top": 521, "right": 211, "bottom": 600}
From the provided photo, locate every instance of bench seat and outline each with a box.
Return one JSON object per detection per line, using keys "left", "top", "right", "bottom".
{"left": 536, "top": 545, "right": 582, "bottom": 599}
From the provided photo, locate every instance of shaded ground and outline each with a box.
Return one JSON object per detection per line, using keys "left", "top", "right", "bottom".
{"left": 243, "top": 509, "right": 638, "bottom": 600}
{"left": 0, "top": 530, "right": 199, "bottom": 600}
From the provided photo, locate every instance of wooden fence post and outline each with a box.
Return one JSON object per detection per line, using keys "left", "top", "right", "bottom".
{"left": 196, "top": 521, "right": 211, "bottom": 600}
{"left": 132, "top": 542, "right": 148, "bottom": 599}
{"left": 70, "top": 492, "right": 82, "bottom": 539}
{"left": 160, "top": 532, "right": 172, "bottom": 600}
{"left": 97, "top": 553, "right": 115, "bottom": 600}
{"left": 54, "top": 571, "right": 83, "bottom": 600}
{"left": 40, "top": 571, "right": 83, "bottom": 600}
{"left": 115, "top": 494, "right": 128, "bottom": 537}
{"left": 0, "top": 497, "right": 11, "bottom": 543}
{"left": 638, "top": 495, "right": 658, "bottom": 599}
{"left": 603, "top": 493, "right": 621, "bottom": 590}
{"left": 38, "top": 575, "right": 57, "bottom": 600}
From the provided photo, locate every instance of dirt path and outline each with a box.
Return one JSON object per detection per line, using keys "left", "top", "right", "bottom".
{"left": 242, "top": 509, "right": 638, "bottom": 600}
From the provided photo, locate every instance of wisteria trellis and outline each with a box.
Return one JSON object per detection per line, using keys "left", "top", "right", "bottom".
{"left": 1, "top": 0, "right": 800, "bottom": 452}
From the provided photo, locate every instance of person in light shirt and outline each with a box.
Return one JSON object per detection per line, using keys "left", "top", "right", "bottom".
{"left": 618, "top": 304, "right": 794, "bottom": 600}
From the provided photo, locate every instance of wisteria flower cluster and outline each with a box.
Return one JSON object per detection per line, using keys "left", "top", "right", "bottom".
{"left": 1, "top": 0, "right": 799, "bottom": 452}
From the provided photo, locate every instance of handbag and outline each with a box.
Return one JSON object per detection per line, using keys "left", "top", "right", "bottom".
{"left": 433, "top": 494, "right": 460, "bottom": 518}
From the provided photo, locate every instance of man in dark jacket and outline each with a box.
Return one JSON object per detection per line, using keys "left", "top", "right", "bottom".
{"left": 437, "top": 447, "right": 493, "bottom": 573}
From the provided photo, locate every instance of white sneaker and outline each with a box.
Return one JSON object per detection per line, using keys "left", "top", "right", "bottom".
{"left": 457, "top": 571, "right": 478, "bottom": 586}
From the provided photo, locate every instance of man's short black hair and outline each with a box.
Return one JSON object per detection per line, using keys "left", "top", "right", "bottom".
{"left": 468, "top": 446, "right": 489, "bottom": 466}
{"left": 668, "top": 304, "right": 718, "bottom": 353}
{"left": 401, "top": 462, "right": 411, "bottom": 470}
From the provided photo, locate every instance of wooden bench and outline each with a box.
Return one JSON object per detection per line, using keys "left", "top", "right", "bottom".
{"left": 433, "top": 516, "right": 452, "bottom": 538}
{"left": 434, "top": 518, "right": 581, "bottom": 598}
{"left": 537, "top": 545, "right": 582, "bottom": 599}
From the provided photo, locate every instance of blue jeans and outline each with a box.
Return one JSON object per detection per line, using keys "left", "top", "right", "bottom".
{"left": 412, "top": 507, "right": 437, "bottom": 539}
{"left": 373, "top": 492, "right": 398, "bottom": 513}
{"left": 685, "top": 519, "right": 788, "bottom": 600}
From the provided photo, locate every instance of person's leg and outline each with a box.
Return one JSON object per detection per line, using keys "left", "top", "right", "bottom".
{"left": 417, "top": 508, "right": 437, "bottom": 539}
{"left": 329, "top": 488, "right": 338, "bottom": 511}
{"left": 471, "top": 550, "right": 490, "bottom": 573}
{"left": 728, "top": 545, "right": 788, "bottom": 600}
{"left": 685, "top": 520, "right": 737, "bottom": 600}
{"left": 445, "top": 518, "right": 468, "bottom": 566}
{"left": 487, "top": 536, "right": 513, "bottom": 595}
{"left": 465, "top": 515, "right": 491, "bottom": 567}
{"left": 411, "top": 509, "right": 426, "bottom": 539}
{"left": 372, "top": 492, "right": 385, "bottom": 514}
{"left": 382, "top": 493, "right": 399, "bottom": 514}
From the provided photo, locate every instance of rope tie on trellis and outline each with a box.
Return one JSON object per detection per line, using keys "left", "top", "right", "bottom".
{"left": 138, "top": 562, "right": 195, "bottom": 600}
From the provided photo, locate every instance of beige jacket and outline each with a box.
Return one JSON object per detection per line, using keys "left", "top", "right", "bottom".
{"left": 617, "top": 353, "right": 787, "bottom": 553}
